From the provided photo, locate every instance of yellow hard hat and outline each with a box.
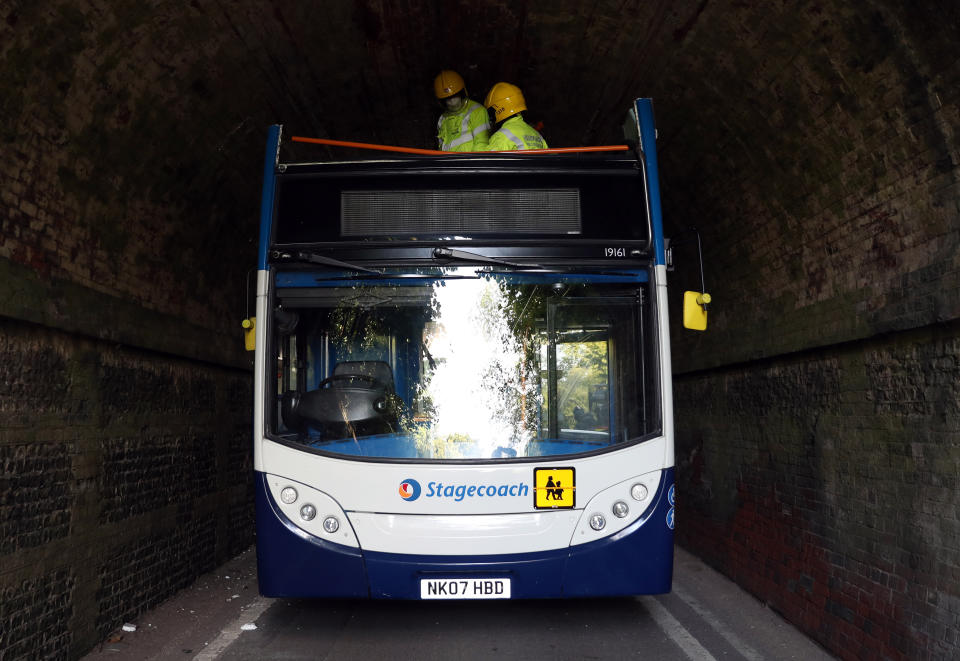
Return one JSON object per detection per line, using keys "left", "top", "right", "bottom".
{"left": 434, "top": 70, "right": 466, "bottom": 99}
{"left": 484, "top": 82, "right": 526, "bottom": 122}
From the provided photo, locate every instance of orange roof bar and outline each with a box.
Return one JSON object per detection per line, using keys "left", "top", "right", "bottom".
{"left": 290, "top": 136, "right": 630, "bottom": 155}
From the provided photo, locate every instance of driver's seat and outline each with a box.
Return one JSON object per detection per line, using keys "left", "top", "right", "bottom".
{"left": 281, "top": 360, "right": 398, "bottom": 437}
{"left": 332, "top": 361, "right": 395, "bottom": 393}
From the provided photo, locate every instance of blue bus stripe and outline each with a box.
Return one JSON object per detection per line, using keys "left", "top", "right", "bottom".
{"left": 257, "top": 125, "right": 282, "bottom": 270}
{"left": 636, "top": 99, "right": 667, "bottom": 267}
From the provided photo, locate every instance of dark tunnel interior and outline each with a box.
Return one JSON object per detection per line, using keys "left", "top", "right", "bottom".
{"left": 1, "top": 2, "right": 958, "bottom": 659}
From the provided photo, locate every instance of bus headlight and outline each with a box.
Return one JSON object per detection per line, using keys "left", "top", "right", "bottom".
{"left": 612, "top": 501, "right": 629, "bottom": 518}
{"left": 630, "top": 483, "right": 648, "bottom": 501}
{"left": 266, "top": 474, "right": 358, "bottom": 548}
{"left": 589, "top": 513, "right": 606, "bottom": 531}
{"left": 322, "top": 516, "right": 340, "bottom": 533}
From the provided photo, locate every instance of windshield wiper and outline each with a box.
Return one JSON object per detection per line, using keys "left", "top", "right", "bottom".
{"left": 432, "top": 247, "right": 543, "bottom": 269}
{"left": 272, "top": 250, "right": 380, "bottom": 274}
{"left": 485, "top": 266, "right": 645, "bottom": 277}
{"left": 318, "top": 273, "right": 477, "bottom": 281}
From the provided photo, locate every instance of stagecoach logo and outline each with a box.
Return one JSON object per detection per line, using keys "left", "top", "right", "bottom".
{"left": 399, "top": 478, "right": 422, "bottom": 501}
{"left": 398, "top": 478, "right": 530, "bottom": 503}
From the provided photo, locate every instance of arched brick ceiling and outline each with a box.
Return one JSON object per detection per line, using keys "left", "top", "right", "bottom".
{"left": 2, "top": 1, "right": 957, "bottom": 354}
{"left": 2, "top": 7, "right": 959, "bottom": 659}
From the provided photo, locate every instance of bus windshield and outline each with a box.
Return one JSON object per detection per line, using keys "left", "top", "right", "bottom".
{"left": 270, "top": 267, "right": 660, "bottom": 460}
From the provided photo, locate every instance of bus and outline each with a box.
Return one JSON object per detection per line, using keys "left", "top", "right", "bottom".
{"left": 247, "top": 98, "right": 701, "bottom": 599}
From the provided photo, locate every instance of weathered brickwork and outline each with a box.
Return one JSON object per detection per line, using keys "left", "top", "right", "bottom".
{"left": 657, "top": 3, "right": 960, "bottom": 660}
{"left": 99, "top": 433, "right": 217, "bottom": 522}
{"left": 662, "top": 2, "right": 959, "bottom": 372}
{"left": 225, "top": 499, "right": 256, "bottom": 559}
{"left": 97, "top": 356, "right": 217, "bottom": 418}
{"left": 0, "top": 569, "right": 75, "bottom": 660}
{"left": 0, "top": 442, "right": 73, "bottom": 555}
{"left": 0, "top": 1, "right": 259, "bottom": 634}
{"left": 224, "top": 420, "right": 255, "bottom": 492}
{"left": 0, "top": 4, "right": 262, "bottom": 334}
{"left": 0, "top": 319, "right": 252, "bottom": 660}
{"left": 95, "top": 516, "right": 217, "bottom": 639}
{"left": 675, "top": 323, "right": 960, "bottom": 660}
{"left": 0, "top": 329, "right": 73, "bottom": 423}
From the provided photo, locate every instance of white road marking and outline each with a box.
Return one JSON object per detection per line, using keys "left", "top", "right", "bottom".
{"left": 639, "top": 596, "right": 718, "bottom": 661}
{"left": 192, "top": 596, "right": 273, "bottom": 661}
{"left": 672, "top": 583, "right": 766, "bottom": 661}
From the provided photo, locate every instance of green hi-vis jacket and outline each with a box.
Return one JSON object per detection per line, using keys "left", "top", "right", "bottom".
{"left": 487, "top": 114, "right": 548, "bottom": 151}
{"left": 437, "top": 99, "right": 491, "bottom": 152}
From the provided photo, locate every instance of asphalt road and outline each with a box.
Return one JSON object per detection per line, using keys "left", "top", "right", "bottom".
{"left": 84, "top": 547, "right": 835, "bottom": 660}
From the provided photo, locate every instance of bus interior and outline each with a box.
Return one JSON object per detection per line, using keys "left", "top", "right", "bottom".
{"left": 270, "top": 268, "right": 661, "bottom": 461}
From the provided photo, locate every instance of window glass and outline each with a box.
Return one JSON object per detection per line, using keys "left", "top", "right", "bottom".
{"left": 270, "top": 268, "right": 658, "bottom": 460}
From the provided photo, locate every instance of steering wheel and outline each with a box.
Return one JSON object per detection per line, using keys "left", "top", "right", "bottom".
{"left": 318, "top": 373, "right": 379, "bottom": 389}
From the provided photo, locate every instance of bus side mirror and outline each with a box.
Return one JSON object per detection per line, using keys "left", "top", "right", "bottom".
{"left": 242, "top": 317, "right": 256, "bottom": 351}
{"left": 682, "top": 292, "right": 710, "bottom": 331}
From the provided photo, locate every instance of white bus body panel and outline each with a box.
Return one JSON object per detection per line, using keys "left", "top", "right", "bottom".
{"left": 258, "top": 436, "right": 668, "bottom": 555}
{"left": 259, "top": 434, "right": 666, "bottom": 514}
{"left": 344, "top": 468, "right": 665, "bottom": 554}
{"left": 252, "top": 268, "right": 269, "bottom": 452}
{"left": 654, "top": 264, "right": 675, "bottom": 468}
{"left": 348, "top": 510, "right": 579, "bottom": 555}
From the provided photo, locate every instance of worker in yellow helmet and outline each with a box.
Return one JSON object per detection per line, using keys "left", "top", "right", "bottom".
{"left": 483, "top": 82, "right": 547, "bottom": 151}
{"left": 434, "top": 70, "right": 490, "bottom": 152}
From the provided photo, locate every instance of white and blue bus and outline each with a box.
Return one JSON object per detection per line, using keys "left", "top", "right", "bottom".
{"left": 249, "top": 99, "right": 698, "bottom": 599}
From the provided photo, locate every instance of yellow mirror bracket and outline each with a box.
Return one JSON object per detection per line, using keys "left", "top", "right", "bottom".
{"left": 242, "top": 317, "right": 256, "bottom": 351}
{"left": 682, "top": 291, "right": 709, "bottom": 331}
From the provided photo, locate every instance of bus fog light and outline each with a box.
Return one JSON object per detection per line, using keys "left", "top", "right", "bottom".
{"left": 300, "top": 504, "right": 317, "bottom": 521}
{"left": 631, "top": 483, "right": 648, "bottom": 501}
{"left": 280, "top": 487, "right": 298, "bottom": 504}
{"left": 612, "top": 501, "right": 629, "bottom": 518}
{"left": 589, "top": 513, "right": 606, "bottom": 531}
{"left": 322, "top": 516, "right": 340, "bottom": 533}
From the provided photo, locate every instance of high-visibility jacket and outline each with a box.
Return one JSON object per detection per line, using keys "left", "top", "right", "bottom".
{"left": 487, "top": 114, "right": 547, "bottom": 151}
{"left": 437, "top": 99, "right": 491, "bottom": 152}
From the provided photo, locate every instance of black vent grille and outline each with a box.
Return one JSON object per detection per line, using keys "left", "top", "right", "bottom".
{"left": 341, "top": 189, "right": 581, "bottom": 236}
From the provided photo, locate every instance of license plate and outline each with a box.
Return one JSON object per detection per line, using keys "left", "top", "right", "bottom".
{"left": 420, "top": 578, "right": 511, "bottom": 599}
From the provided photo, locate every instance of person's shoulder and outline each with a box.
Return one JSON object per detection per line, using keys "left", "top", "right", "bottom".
{"left": 487, "top": 130, "right": 514, "bottom": 149}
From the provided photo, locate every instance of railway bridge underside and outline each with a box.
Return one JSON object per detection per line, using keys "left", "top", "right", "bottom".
{"left": 1, "top": 2, "right": 957, "bottom": 659}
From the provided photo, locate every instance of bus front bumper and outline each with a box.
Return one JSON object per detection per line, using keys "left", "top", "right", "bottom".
{"left": 255, "top": 469, "right": 674, "bottom": 599}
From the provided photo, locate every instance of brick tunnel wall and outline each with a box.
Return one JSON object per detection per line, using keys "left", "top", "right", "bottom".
{"left": 0, "top": 320, "right": 253, "bottom": 659}
{"left": 0, "top": 4, "right": 268, "bottom": 659}
{"left": 674, "top": 326, "right": 959, "bottom": 660}
{"left": 662, "top": 4, "right": 960, "bottom": 660}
